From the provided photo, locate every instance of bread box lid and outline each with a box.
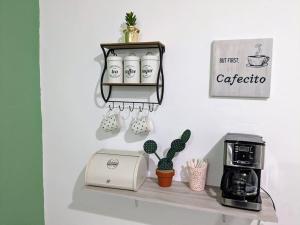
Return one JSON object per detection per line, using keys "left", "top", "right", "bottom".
{"left": 96, "top": 149, "right": 144, "bottom": 157}
{"left": 85, "top": 149, "right": 147, "bottom": 191}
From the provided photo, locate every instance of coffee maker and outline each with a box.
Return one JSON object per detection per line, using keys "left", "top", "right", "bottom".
{"left": 220, "top": 133, "right": 265, "bottom": 211}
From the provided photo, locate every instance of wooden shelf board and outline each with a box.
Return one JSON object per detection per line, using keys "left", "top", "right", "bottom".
{"left": 102, "top": 83, "right": 162, "bottom": 87}
{"left": 100, "top": 41, "right": 165, "bottom": 50}
{"left": 85, "top": 178, "right": 277, "bottom": 223}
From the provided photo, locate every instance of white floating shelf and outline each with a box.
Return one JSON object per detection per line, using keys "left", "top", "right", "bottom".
{"left": 85, "top": 178, "right": 278, "bottom": 223}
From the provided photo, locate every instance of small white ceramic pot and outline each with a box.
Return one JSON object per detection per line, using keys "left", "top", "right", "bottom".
{"left": 124, "top": 55, "right": 140, "bottom": 83}
{"left": 107, "top": 56, "right": 123, "bottom": 83}
{"left": 141, "top": 53, "right": 160, "bottom": 84}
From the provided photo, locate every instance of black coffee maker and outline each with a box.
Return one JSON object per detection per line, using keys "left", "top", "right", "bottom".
{"left": 220, "top": 133, "right": 265, "bottom": 211}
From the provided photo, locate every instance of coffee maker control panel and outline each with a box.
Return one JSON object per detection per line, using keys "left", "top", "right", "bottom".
{"left": 224, "top": 133, "right": 265, "bottom": 169}
{"left": 233, "top": 144, "right": 255, "bottom": 165}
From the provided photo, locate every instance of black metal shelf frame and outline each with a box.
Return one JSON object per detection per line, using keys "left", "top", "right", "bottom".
{"left": 99, "top": 42, "right": 165, "bottom": 106}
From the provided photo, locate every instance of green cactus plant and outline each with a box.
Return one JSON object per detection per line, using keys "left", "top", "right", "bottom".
{"left": 143, "top": 140, "right": 160, "bottom": 160}
{"left": 143, "top": 129, "right": 191, "bottom": 171}
{"left": 181, "top": 129, "right": 191, "bottom": 144}
{"left": 125, "top": 11, "right": 137, "bottom": 26}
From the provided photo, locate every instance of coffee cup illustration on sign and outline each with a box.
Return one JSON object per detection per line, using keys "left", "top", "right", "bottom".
{"left": 247, "top": 43, "right": 270, "bottom": 68}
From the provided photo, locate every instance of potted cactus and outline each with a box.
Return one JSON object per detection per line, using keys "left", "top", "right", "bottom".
{"left": 143, "top": 130, "right": 191, "bottom": 187}
{"left": 123, "top": 11, "right": 140, "bottom": 43}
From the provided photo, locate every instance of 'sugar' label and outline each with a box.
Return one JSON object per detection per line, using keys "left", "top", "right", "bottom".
{"left": 142, "top": 65, "right": 153, "bottom": 78}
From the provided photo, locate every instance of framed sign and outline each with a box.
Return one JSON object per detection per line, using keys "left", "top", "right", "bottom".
{"left": 210, "top": 38, "right": 273, "bottom": 98}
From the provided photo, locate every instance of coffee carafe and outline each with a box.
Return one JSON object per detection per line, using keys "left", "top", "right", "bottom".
{"left": 220, "top": 133, "right": 265, "bottom": 211}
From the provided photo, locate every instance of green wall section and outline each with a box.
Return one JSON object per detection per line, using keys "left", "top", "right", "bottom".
{"left": 0, "top": 0, "right": 44, "bottom": 224}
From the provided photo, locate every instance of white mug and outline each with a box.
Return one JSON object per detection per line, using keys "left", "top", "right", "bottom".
{"left": 130, "top": 116, "right": 154, "bottom": 135}
{"left": 100, "top": 113, "right": 121, "bottom": 132}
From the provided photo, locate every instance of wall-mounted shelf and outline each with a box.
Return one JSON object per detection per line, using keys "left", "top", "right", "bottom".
{"left": 100, "top": 41, "right": 165, "bottom": 51}
{"left": 86, "top": 178, "right": 278, "bottom": 223}
{"left": 100, "top": 42, "right": 165, "bottom": 107}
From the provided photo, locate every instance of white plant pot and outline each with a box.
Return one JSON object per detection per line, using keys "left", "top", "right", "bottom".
{"left": 124, "top": 55, "right": 140, "bottom": 83}
{"left": 107, "top": 56, "right": 123, "bottom": 83}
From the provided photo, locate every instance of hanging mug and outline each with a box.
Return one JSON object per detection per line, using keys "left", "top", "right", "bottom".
{"left": 130, "top": 114, "right": 154, "bottom": 135}
{"left": 100, "top": 112, "right": 121, "bottom": 132}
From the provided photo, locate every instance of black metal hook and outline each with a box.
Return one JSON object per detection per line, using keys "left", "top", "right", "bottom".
{"left": 129, "top": 102, "right": 135, "bottom": 112}
{"left": 148, "top": 103, "right": 154, "bottom": 112}
{"left": 119, "top": 102, "right": 125, "bottom": 111}
{"left": 139, "top": 103, "right": 144, "bottom": 112}
{"left": 109, "top": 102, "right": 114, "bottom": 111}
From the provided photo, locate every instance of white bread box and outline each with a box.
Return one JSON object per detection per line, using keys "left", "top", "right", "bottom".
{"left": 85, "top": 149, "right": 148, "bottom": 191}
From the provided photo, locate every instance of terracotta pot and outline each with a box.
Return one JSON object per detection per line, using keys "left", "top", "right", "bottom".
{"left": 156, "top": 169, "right": 175, "bottom": 187}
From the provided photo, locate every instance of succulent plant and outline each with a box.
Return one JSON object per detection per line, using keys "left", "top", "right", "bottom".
{"left": 143, "top": 129, "right": 191, "bottom": 171}
{"left": 125, "top": 11, "right": 137, "bottom": 27}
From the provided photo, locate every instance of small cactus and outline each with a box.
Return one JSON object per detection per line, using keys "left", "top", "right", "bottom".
{"left": 170, "top": 139, "right": 185, "bottom": 152}
{"left": 166, "top": 148, "right": 176, "bottom": 159}
{"left": 158, "top": 158, "right": 173, "bottom": 170}
{"left": 143, "top": 140, "right": 157, "bottom": 154}
{"left": 181, "top": 129, "right": 191, "bottom": 144}
{"left": 143, "top": 140, "right": 160, "bottom": 160}
{"left": 143, "top": 129, "right": 191, "bottom": 171}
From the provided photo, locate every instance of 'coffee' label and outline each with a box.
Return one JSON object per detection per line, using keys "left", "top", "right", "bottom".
{"left": 124, "top": 65, "right": 136, "bottom": 78}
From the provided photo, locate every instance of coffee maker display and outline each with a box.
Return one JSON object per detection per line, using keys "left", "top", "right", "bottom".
{"left": 220, "top": 133, "right": 265, "bottom": 211}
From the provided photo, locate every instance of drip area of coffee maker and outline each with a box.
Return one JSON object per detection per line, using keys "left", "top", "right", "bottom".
{"left": 220, "top": 133, "right": 265, "bottom": 211}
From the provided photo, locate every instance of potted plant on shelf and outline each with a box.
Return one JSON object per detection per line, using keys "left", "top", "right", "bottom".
{"left": 143, "top": 130, "right": 191, "bottom": 187}
{"left": 123, "top": 11, "right": 140, "bottom": 43}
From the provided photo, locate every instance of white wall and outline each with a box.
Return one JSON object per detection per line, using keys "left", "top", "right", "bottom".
{"left": 40, "top": 0, "right": 300, "bottom": 225}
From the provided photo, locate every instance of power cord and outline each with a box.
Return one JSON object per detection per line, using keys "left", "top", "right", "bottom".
{"left": 260, "top": 187, "right": 276, "bottom": 211}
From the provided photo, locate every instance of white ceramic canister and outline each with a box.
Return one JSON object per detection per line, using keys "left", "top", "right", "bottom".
{"left": 124, "top": 55, "right": 140, "bottom": 83}
{"left": 141, "top": 53, "right": 160, "bottom": 84}
{"left": 107, "top": 56, "right": 123, "bottom": 83}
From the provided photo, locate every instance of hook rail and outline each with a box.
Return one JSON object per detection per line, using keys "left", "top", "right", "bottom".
{"left": 107, "top": 101, "right": 156, "bottom": 112}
